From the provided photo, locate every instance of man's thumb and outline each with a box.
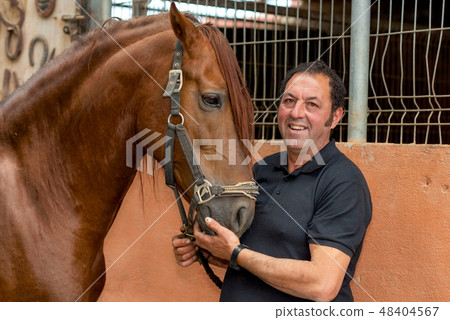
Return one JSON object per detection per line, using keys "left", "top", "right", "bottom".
{"left": 205, "top": 217, "right": 219, "bottom": 231}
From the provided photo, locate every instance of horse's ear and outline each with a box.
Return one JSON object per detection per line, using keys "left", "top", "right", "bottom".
{"left": 169, "top": 2, "right": 205, "bottom": 51}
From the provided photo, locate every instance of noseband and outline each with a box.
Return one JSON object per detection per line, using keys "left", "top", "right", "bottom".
{"left": 163, "top": 40, "right": 258, "bottom": 288}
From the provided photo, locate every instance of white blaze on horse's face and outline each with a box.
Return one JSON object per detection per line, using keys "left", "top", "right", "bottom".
{"left": 168, "top": 5, "right": 255, "bottom": 237}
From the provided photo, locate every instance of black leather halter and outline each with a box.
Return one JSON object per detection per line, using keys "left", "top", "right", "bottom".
{"left": 163, "top": 40, "right": 258, "bottom": 288}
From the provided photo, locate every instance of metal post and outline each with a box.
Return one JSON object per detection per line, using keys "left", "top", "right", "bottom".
{"left": 86, "top": 0, "right": 112, "bottom": 30}
{"left": 348, "top": 0, "right": 371, "bottom": 142}
{"left": 132, "top": 0, "right": 148, "bottom": 17}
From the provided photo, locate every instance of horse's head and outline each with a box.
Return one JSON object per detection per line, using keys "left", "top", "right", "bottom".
{"left": 157, "top": 4, "right": 256, "bottom": 237}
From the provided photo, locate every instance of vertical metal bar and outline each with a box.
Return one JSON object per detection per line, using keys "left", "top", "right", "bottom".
{"left": 432, "top": 0, "right": 446, "bottom": 144}
{"left": 328, "top": 0, "right": 334, "bottom": 66}
{"left": 242, "top": 0, "right": 247, "bottom": 83}
{"left": 399, "top": 0, "right": 407, "bottom": 144}
{"left": 294, "top": 1, "right": 299, "bottom": 67}
{"left": 318, "top": 0, "right": 323, "bottom": 58}
{"left": 132, "top": 0, "right": 147, "bottom": 17}
{"left": 382, "top": 0, "right": 394, "bottom": 143}
{"left": 341, "top": 0, "right": 347, "bottom": 84}
{"left": 253, "top": 2, "right": 259, "bottom": 130}
{"left": 262, "top": 1, "right": 268, "bottom": 138}
{"left": 284, "top": 0, "right": 289, "bottom": 77}
{"left": 88, "top": 0, "right": 112, "bottom": 28}
{"left": 307, "top": 0, "right": 311, "bottom": 62}
{"left": 348, "top": 0, "right": 371, "bottom": 142}
{"left": 273, "top": 3, "right": 278, "bottom": 102}
{"left": 223, "top": 0, "right": 228, "bottom": 38}
{"left": 425, "top": 0, "right": 434, "bottom": 144}
{"left": 412, "top": 0, "right": 420, "bottom": 143}
{"left": 232, "top": 0, "right": 237, "bottom": 55}
{"left": 339, "top": 0, "right": 347, "bottom": 141}
{"left": 370, "top": 0, "right": 382, "bottom": 143}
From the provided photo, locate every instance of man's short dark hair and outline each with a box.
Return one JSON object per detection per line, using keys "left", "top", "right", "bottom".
{"left": 278, "top": 60, "right": 346, "bottom": 116}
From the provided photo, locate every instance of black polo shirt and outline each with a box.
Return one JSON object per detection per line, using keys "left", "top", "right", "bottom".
{"left": 220, "top": 139, "right": 372, "bottom": 302}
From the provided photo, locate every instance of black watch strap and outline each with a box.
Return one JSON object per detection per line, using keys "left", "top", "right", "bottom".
{"left": 229, "top": 244, "right": 249, "bottom": 271}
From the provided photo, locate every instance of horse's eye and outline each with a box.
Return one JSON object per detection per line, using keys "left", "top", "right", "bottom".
{"left": 202, "top": 94, "right": 221, "bottom": 108}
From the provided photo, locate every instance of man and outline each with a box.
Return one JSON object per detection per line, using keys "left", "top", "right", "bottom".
{"left": 172, "top": 60, "right": 372, "bottom": 302}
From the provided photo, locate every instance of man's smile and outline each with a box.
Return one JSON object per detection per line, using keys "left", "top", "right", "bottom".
{"left": 288, "top": 124, "right": 308, "bottom": 131}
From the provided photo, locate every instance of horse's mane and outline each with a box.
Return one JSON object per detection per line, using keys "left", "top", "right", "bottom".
{"left": 197, "top": 24, "right": 254, "bottom": 143}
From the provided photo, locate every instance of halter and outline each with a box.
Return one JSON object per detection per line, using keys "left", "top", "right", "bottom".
{"left": 163, "top": 40, "right": 258, "bottom": 288}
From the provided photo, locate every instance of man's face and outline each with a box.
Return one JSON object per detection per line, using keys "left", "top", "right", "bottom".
{"left": 278, "top": 72, "right": 343, "bottom": 156}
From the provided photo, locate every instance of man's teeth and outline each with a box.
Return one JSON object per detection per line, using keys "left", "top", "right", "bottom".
{"left": 289, "top": 125, "right": 307, "bottom": 130}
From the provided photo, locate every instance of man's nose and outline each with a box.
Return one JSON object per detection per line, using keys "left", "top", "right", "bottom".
{"left": 290, "top": 101, "right": 306, "bottom": 119}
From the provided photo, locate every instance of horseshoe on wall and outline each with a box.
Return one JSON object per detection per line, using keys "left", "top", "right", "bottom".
{"left": 35, "top": 0, "right": 56, "bottom": 18}
{"left": 29, "top": 36, "right": 49, "bottom": 67}
{"left": 5, "top": 25, "right": 23, "bottom": 61}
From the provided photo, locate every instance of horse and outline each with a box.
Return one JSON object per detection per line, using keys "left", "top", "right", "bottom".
{"left": 0, "top": 3, "right": 256, "bottom": 301}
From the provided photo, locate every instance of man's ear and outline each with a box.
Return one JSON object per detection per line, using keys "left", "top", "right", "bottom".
{"left": 331, "top": 107, "right": 343, "bottom": 129}
{"left": 169, "top": 2, "right": 207, "bottom": 55}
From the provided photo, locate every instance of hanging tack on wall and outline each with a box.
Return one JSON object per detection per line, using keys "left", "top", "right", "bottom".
{"left": 0, "top": 0, "right": 25, "bottom": 61}
{"left": 36, "top": 0, "right": 56, "bottom": 18}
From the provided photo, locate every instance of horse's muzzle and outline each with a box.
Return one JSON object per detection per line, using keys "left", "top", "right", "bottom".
{"left": 196, "top": 196, "right": 255, "bottom": 238}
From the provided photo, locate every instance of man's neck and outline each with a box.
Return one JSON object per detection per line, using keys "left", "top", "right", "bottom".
{"left": 286, "top": 139, "right": 331, "bottom": 173}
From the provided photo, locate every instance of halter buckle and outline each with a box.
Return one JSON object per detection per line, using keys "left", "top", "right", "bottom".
{"left": 169, "top": 69, "right": 183, "bottom": 93}
{"left": 194, "top": 180, "right": 215, "bottom": 204}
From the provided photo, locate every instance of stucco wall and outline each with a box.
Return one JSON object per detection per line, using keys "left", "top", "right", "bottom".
{"left": 99, "top": 142, "right": 449, "bottom": 301}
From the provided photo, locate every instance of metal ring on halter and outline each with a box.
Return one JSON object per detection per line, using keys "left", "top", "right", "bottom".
{"left": 167, "top": 113, "right": 184, "bottom": 125}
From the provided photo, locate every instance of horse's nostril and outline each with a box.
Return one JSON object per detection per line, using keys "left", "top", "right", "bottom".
{"left": 236, "top": 207, "right": 245, "bottom": 229}
{"left": 232, "top": 205, "right": 250, "bottom": 235}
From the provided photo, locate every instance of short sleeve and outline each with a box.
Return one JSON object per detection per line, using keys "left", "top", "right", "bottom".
{"left": 307, "top": 158, "right": 372, "bottom": 258}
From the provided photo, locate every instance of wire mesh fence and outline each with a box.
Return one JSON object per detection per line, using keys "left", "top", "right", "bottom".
{"left": 111, "top": 0, "right": 449, "bottom": 144}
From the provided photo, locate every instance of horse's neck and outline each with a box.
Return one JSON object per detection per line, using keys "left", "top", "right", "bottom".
{"left": 0, "top": 20, "right": 175, "bottom": 235}
{"left": 0, "top": 47, "right": 146, "bottom": 235}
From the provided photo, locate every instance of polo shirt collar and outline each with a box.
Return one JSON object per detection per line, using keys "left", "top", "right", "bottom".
{"left": 273, "top": 139, "right": 340, "bottom": 175}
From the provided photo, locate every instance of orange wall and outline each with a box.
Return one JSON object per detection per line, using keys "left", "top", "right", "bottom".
{"left": 99, "top": 143, "right": 450, "bottom": 302}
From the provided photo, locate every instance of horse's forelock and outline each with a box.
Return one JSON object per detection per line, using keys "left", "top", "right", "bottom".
{"left": 197, "top": 24, "right": 254, "bottom": 145}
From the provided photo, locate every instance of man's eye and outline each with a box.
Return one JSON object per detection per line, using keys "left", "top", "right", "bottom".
{"left": 202, "top": 94, "right": 221, "bottom": 108}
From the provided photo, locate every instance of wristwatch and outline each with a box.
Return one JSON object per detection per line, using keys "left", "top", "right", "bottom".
{"left": 229, "top": 244, "right": 249, "bottom": 271}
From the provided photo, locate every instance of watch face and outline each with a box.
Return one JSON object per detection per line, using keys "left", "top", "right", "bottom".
{"left": 36, "top": 0, "right": 56, "bottom": 18}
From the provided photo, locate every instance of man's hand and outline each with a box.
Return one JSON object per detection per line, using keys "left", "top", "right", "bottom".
{"left": 171, "top": 232, "right": 229, "bottom": 268}
{"left": 194, "top": 217, "right": 241, "bottom": 261}
{"left": 172, "top": 235, "right": 198, "bottom": 267}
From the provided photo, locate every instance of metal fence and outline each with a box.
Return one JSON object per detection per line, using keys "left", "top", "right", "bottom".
{"left": 111, "top": 0, "right": 449, "bottom": 144}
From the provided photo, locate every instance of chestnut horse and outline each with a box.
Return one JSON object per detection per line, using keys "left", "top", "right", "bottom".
{"left": 0, "top": 4, "right": 255, "bottom": 301}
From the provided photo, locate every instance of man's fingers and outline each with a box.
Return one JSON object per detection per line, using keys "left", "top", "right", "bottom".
{"left": 175, "top": 246, "right": 198, "bottom": 261}
{"left": 177, "top": 255, "right": 197, "bottom": 267}
{"left": 174, "top": 243, "right": 197, "bottom": 256}
{"left": 204, "top": 217, "right": 221, "bottom": 234}
{"left": 172, "top": 235, "right": 192, "bottom": 248}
